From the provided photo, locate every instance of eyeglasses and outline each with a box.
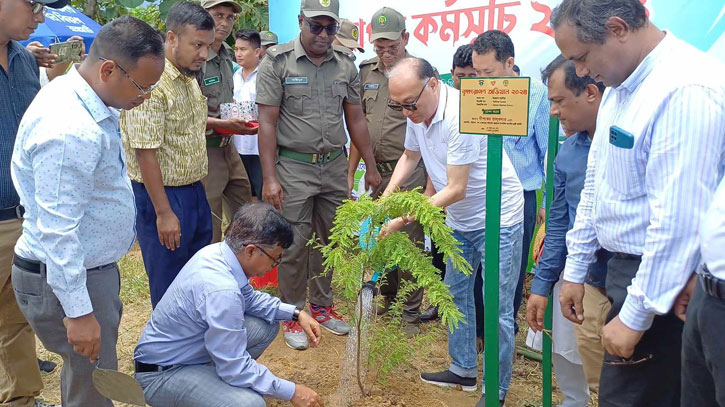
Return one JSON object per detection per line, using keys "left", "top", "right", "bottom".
{"left": 304, "top": 17, "right": 339, "bottom": 36}
{"left": 98, "top": 57, "right": 159, "bottom": 98}
{"left": 256, "top": 246, "right": 282, "bottom": 268}
{"left": 373, "top": 41, "right": 402, "bottom": 57}
{"left": 387, "top": 77, "right": 432, "bottom": 112}
{"left": 26, "top": 0, "right": 45, "bottom": 14}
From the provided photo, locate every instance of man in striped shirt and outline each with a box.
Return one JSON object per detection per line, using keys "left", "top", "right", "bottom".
{"left": 552, "top": 0, "right": 725, "bottom": 406}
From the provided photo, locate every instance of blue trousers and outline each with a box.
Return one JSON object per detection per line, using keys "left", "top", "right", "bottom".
{"left": 132, "top": 181, "right": 212, "bottom": 307}
{"left": 513, "top": 190, "right": 537, "bottom": 333}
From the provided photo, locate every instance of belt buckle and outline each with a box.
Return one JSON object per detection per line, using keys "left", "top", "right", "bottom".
{"left": 15, "top": 206, "right": 22, "bottom": 219}
{"left": 311, "top": 153, "right": 319, "bottom": 164}
{"left": 323, "top": 152, "right": 331, "bottom": 163}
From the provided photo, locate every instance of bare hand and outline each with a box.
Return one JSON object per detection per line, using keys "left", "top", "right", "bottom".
{"left": 26, "top": 41, "right": 56, "bottom": 68}
{"left": 262, "top": 177, "right": 284, "bottom": 210}
{"left": 602, "top": 315, "right": 645, "bottom": 358}
{"left": 674, "top": 273, "right": 697, "bottom": 322}
{"left": 63, "top": 314, "right": 101, "bottom": 362}
{"left": 377, "top": 217, "right": 407, "bottom": 240}
{"left": 223, "top": 118, "right": 258, "bottom": 135}
{"left": 364, "top": 166, "right": 382, "bottom": 191}
{"left": 559, "top": 281, "right": 585, "bottom": 325}
{"left": 526, "top": 293, "right": 548, "bottom": 332}
{"left": 67, "top": 36, "right": 86, "bottom": 55}
{"left": 156, "top": 211, "right": 181, "bottom": 250}
{"left": 347, "top": 173, "right": 355, "bottom": 200}
{"left": 537, "top": 208, "right": 546, "bottom": 226}
{"left": 297, "top": 311, "right": 322, "bottom": 348}
{"left": 291, "top": 384, "right": 324, "bottom": 407}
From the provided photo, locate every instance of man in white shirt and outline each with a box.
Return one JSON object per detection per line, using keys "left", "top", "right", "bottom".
{"left": 379, "top": 57, "right": 524, "bottom": 407}
{"left": 232, "top": 29, "right": 263, "bottom": 198}
{"left": 552, "top": 0, "right": 725, "bottom": 405}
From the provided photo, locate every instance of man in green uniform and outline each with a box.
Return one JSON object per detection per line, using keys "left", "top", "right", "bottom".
{"left": 259, "top": 31, "right": 278, "bottom": 54}
{"left": 200, "top": 0, "right": 254, "bottom": 243}
{"left": 348, "top": 7, "right": 428, "bottom": 335}
{"left": 332, "top": 18, "right": 364, "bottom": 61}
{"left": 256, "top": 0, "right": 381, "bottom": 350}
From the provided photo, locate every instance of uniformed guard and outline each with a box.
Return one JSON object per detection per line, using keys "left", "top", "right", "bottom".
{"left": 348, "top": 7, "right": 430, "bottom": 336}
{"left": 200, "top": 0, "right": 253, "bottom": 243}
{"left": 259, "top": 30, "right": 278, "bottom": 54}
{"left": 332, "top": 18, "right": 364, "bottom": 61}
{"left": 256, "top": 0, "right": 382, "bottom": 350}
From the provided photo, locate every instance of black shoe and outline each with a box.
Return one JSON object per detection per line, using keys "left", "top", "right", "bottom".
{"left": 475, "top": 395, "right": 505, "bottom": 407}
{"left": 420, "top": 370, "right": 477, "bottom": 392}
{"left": 38, "top": 359, "right": 57, "bottom": 373}
{"left": 420, "top": 305, "right": 438, "bottom": 322}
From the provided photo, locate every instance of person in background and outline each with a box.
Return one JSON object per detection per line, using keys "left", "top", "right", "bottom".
{"left": 552, "top": 0, "right": 725, "bottom": 405}
{"left": 11, "top": 16, "right": 165, "bottom": 407}
{"left": 513, "top": 64, "right": 520, "bottom": 76}
{"left": 450, "top": 44, "right": 477, "bottom": 90}
{"left": 121, "top": 1, "right": 215, "bottom": 308}
{"left": 332, "top": 18, "right": 364, "bottom": 60}
{"left": 232, "top": 29, "right": 264, "bottom": 199}
{"left": 26, "top": 35, "right": 85, "bottom": 86}
{"left": 259, "top": 30, "right": 278, "bottom": 54}
{"left": 200, "top": 0, "right": 253, "bottom": 243}
{"left": 381, "top": 57, "right": 524, "bottom": 407}
{"left": 256, "top": 0, "right": 381, "bottom": 350}
{"left": 134, "top": 203, "right": 323, "bottom": 407}
{"left": 0, "top": 0, "right": 74, "bottom": 405}
{"left": 526, "top": 55, "right": 608, "bottom": 405}
{"left": 472, "top": 30, "right": 550, "bottom": 335}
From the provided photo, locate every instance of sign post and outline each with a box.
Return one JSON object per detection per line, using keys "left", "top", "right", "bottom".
{"left": 460, "top": 77, "right": 530, "bottom": 407}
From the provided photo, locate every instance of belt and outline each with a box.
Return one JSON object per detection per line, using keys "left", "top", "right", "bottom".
{"left": 278, "top": 147, "right": 343, "bottom": 164}
{"left": 0, "top": 205, "right": 24, "bottom": 221}
{"left": 376, "top": 159, "right": 398, "bottom": 174}
{"left": 134, "top": 360, "right": 175, "bottom": 373}
{"left": 700, "top": 266, "right": 725, "bottom": 300}
{"left": 613, "top": 252, "right": 642, "bottom": 261}
{"left": 206, "top": 135, "right": 232, "bottom": 148}
{"left": 13, "top": 255, "right": 115, "bottom": 275}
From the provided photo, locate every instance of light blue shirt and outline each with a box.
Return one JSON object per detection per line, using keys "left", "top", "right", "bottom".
{"left": 11, "top": 68, "right": 136, "bottom": 318}
{"left": 134, "top": 242, "right": 297, "bottom": 401}
{"left": 564, "top": 32, "right": 725, "bottom": 331}
{"left": 502, "top": 77, "right": 550, "bottom": 196}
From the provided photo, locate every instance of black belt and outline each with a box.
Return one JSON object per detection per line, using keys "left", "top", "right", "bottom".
{"left": 134, "top": 360, "right": 175, "bottom": 373}
{"left": 700, "top": 266, "right": 725, "bottom": 300}
{"left": 0, "top": 205, "right": 24, "bottom": 221}
{"left": 613, "top": 252, "right": 642, "bottom": 261}
{"left": 13, "top": 255, "right": 114, "bottom": 275}
{"left": 376, "top": 159, "right": 398, "bottom": 174}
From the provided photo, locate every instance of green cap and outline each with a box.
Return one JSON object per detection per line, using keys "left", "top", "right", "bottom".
{"left": 300, "top": 0, "right": 339, "bottom": 22}
{"left": 370, "top": 7, "right": 405, "bottom": 41}
{"left": 200, "top": 0, "right": 242, "bottom": 13}
{"left": 259, "top": 31, "right": 278, "bottom": 46}
{"left": 336, "top": 19, "right": 364, "bottom": 52}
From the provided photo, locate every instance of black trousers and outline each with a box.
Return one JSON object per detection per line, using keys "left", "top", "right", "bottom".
{"left": 681, "top": 277, "right": 725, "bottom": 407}
{"left": 599, "top": 256, "right": 683, "bottom": 407}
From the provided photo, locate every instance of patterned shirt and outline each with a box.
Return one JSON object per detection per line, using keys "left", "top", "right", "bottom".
{"left": 1, "top": 41, "right": 40, "bottom": 208}
{"left": 12, "top": 68, "right": 136, "bottom": 318}
{"left": 563, "top": 32, "right": 725, "bottom": 331}
{"left": 121, "top": 59, "right": 208, "bottom": 186}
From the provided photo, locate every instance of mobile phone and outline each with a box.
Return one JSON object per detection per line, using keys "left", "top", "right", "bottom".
{"left": 609, "top": 125, "right": 634, "bottom": 149}
{"left": 49, "top": 41, "right": 83, "bottom": 65}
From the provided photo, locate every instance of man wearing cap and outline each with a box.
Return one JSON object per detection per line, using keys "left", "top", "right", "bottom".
{"left": 347, "top": 7, "right": 429, "bottom": 335}
{"left": 0, "top": 0, "right": 69, "bottom": 405}
{"left": 259, "top": 31, "right": 278, "bottom": 54}
{"left": 256, "top": 0, "right": 381, "bottom": 350}
{"left": 200, "top": 0, "right": 254, "bottom": 243}
{"left": 332, "top": 19, "right": 364, "bottom": 60}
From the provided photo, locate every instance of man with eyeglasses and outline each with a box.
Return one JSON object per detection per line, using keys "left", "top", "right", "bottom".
{"left": 256, "top": 0, "right": 381, "bottom": 350}
{"left": 1, "top": 0, "right": 85, "bottom": 406}
{"left": 348, "top": 7, "right": 432, "bottom": 337}
{"left": 199, "top": 0, "right": 254, "bottom": 244}
{"left": 121, "top": 1, "right": 215, "bottom": 308}
{"left": 134, "top": 202, "right": 323, "bottom": 407}
{"left": 10, "top": 16, "right": 165, "bottom": 407}
{"left": 379, "top": 57, "right": 524, "bottom": 407}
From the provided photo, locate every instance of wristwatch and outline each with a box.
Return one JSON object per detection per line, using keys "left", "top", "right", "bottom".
{"left": 292, "top": 307, "right": 302, "bottom": 321}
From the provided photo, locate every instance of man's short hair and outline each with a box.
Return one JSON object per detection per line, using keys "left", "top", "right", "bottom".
{"left": 452, "top": 44, "right": 473, "bottom": 70}
{"left": 472, "top": 30, "right": 515, "bottom": 63}
{"left": 389, "top": 57, "right": 436, "bottom": 84}
{"left": 166, "top": 1, "right": 215, "bottom": 35}
{"left": 234, "top": 29, "right": 261, "bottom": 49}
{"left": 225, "top": 202, "right": 294, "bottom": 252}
{"left": 541, "top": 54, "right": 605, "bottom": 95}
{"left": 87, "top": 16, "right": 164, "bottom": 70}
{"left": 551, "top": 0, "right": 648, "bottom": 44}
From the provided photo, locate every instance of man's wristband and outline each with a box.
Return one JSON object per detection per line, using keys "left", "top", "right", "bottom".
{"left": 292, "top": 307, "right": 302, "bottom": 321}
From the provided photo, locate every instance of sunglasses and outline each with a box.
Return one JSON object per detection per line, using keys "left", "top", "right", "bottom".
{"left": 304, "top": 17, "right": 339, "bottom": 36}
{"left": 387, "top": 77, "right": 432, "bottom": 112}
{"left": 26, "top": 0, "right": 45, "bottom": 14}
{"left": 99, "top": 57, "right": 159, "bottom": 98}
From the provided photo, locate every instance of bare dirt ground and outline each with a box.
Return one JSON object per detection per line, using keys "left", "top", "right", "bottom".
{"left": 35, "top": 247, "right": 598, "bottom": 407}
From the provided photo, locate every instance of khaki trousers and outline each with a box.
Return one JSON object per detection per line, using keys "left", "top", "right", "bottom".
{"left": 0, "top": 219, "right": 41, "bottom": 407}
{"left": 202, "top": 144, "right": 252, "bottom": 243}
{"left": 573, "top": 283, "right": 611, "bottom": 391}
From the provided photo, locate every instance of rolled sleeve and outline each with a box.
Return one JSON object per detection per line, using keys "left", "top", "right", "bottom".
{"left": 254, "top": 57, "right": 283, "bottom": 107}
{"left": 120, "top": 91, "right": 166, "bottom": 149}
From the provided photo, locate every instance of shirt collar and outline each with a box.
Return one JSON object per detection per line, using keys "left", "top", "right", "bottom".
{"left": 411, "top": 81, "right": 448, "bottom": 131}
{"left": 207, "top": 42, "right": 233, "bottom": 62}
{"left": 7, "top": 40, "right": 24, "bottom": 64}
{"left": 617, "top": 30, "right": 673, "bottom": 93}
{"left": 293, "top": 37, "right": 334, "bottom": 63}
{"left": 164, "top": 58, "right": 192, "bottom": 82}
{"left": 220, "top": 241, "right": 249, "bottom": 288}
{"left": 573, "top": 131, "right": 592, "bottom": 146}
{"left": 241, "top": 65, "right": 259, "bottom": 78}
{"left": 67, "top": 67, "right": 114, "bottom": 124}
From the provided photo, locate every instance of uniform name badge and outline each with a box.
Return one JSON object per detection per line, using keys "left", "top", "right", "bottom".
{"left": 285, "top": 76, "right": 309, "bottom": 85}
{"left": 204, "top": 76, "right": 220, "bottom": 86}
{"left": 364, "top": 84, "right": 380, "bottom": 90}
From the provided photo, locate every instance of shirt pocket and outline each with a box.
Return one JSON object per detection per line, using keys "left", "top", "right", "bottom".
{"left": 331, "top": 82, "right": 348, "bottom": 116}
{"left": 605, "top": 143, "right": 645, "bottom": 199}
{"left": 363, "top": 88, "right": 378, "bottom": 114}
{"left": 283, "top": 85, "right": 311, "bottom": 116}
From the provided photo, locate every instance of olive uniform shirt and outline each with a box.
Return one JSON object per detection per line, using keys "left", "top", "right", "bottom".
{"left": 198, "top": 42, "right": 235, "bottom": 147}
{"left": 255, "top": 38, "right": 361, "bottom": 154}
